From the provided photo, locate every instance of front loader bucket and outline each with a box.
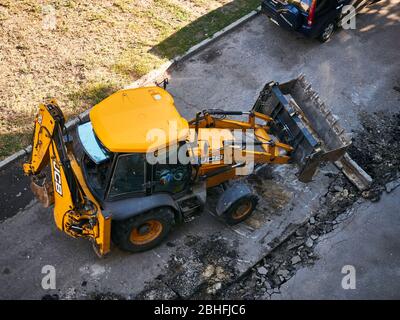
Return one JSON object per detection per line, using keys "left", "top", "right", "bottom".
{"left": 253, "top": 75, "right": 351, "bottom": 182}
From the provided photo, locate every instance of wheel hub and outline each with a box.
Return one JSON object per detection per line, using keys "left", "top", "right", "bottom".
{"left": 232, "top": 201, "right": 252, "bottom": 220}
{"left": 130, "top": 220, "right": 163, "bottom": 245}
{"left": 323, "top": 24, "right": 334, "bottom": 40}
{"left": 138, "top": 224, "right": 151, "bottom": 235}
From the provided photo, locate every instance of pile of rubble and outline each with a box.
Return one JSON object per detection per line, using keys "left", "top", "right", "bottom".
{"left": 136, "top": 234, "right": 239, "bottom": 300}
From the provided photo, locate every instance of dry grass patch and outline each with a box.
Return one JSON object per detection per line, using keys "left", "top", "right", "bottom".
{"left": 0, "top": 0, "right": 259, "bottom": 159}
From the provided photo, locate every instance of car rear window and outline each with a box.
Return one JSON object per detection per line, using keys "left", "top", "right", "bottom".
{"left": 287, "top": 0, "right": 312, "bottom": 12}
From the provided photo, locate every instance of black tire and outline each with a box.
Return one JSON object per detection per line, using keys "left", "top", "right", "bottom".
{"left": 318, "top": 21, "right": 335, "bottom": 43}
{"left": 111, "top": 207, "right": 174, "bottom": 253}
{"left": 223, "top": 194, "right": 258, "bottom": 225}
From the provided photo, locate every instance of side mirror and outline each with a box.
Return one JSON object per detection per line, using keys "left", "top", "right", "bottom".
{"left": 155, "top": 78, "right": 169, "bottom": 90}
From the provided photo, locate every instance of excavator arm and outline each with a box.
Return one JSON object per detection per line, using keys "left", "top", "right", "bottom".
{"left": 23, "top": 100, "right": 111, "bottom": 256}
{"left": 187, "top": 76, "right": 351, "bottom": 184}
{"left": 188, "top": 109, "right": 294, "bottom": 165}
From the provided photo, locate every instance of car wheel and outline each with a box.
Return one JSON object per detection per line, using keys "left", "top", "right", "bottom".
{"left": 223, "top": 194, "right": 258, "bottom": 225}
{"left": 112, "top": 207, "right": 174, "bottom": 253}
{"left": 319, "top": 22, "right": 335, "bottom": 43}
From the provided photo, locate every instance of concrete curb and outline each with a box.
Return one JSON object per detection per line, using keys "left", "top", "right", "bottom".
{"left": 0, "top": 6, "right": 261, "bottom": 170}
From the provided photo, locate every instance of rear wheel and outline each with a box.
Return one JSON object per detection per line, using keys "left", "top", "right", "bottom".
{"left": 318, "top": 22, "right": 335, "bottom": 42}
{"left": 223, "top": 195, "right": 258, "bottom": 225}
{"left": 112, "top": 207, "right": 174, "bottom": 253}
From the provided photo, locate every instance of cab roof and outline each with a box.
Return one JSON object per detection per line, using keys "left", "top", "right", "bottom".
{"left": 89, "top": 87, "right": 189, "bottom": 153}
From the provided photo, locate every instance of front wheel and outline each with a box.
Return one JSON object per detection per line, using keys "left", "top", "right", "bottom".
{"left": 318, "top": 22, "right": 335, "bottom": 43}
{"left": 223, "top": 195, "right": 258, "bottom": 225}
{"left": 112, "top": 207, "right": 174, "bottom": 253}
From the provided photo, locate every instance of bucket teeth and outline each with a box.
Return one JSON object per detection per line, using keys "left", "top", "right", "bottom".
{"left": 320, "top": 103, "right": 330, "bottom": 115}
{"left": 333, "top": 125, "right": 345, "bottom": 135}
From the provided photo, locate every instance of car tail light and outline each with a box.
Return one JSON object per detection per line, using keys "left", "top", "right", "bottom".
{"left": 307, "top": 0, "right": 317, "bottom": 26}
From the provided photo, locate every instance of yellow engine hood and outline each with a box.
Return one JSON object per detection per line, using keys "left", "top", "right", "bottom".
{"left": 90, "top": 87, "right": 189, "bottom": 153}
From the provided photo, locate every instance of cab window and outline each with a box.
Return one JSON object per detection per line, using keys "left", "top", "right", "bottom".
{"left": 151, "top": 146, "right": 191, "bottom": 194}
{"left": 109, "top": 154, "right": 145, "bottom": 198}
{"left": 153, "top": 163, "right": 191, "bottom": 194}
{"left": 83, "top": 155, "right": 112, "bottom": 199}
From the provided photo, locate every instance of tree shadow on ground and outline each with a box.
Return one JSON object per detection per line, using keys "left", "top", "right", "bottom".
{"left": 150, "top": 0, "right": 259, "bottom": 61}
{"left": 354, "top": 0, "right": 399, "bottom": 32}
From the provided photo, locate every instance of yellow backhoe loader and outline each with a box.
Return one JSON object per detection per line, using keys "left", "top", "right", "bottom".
{"left": 23, "top": 76, "right": 351, "bottom": 257}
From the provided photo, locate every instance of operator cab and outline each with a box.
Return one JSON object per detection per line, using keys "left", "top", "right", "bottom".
{"left": 75, "top": 87, "right": 193, "bottom": 203}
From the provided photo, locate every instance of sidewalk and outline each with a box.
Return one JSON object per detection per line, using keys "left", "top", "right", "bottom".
{"left": 274, "top": 187, "right": 400, "bottom": 300}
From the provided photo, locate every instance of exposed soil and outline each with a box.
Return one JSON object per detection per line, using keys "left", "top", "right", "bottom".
{"left": 89, "top": 292, "right": 127, "bottom": 300}
{"left": 349, "top": 111, "right": 400, "bottom": 202}
{"left": 136, "top": 234, "right": 239, "bottom": 299}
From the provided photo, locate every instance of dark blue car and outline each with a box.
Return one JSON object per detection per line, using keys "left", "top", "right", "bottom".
{"left": 261, "top": 0, "right": 372, "bottom": 42}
